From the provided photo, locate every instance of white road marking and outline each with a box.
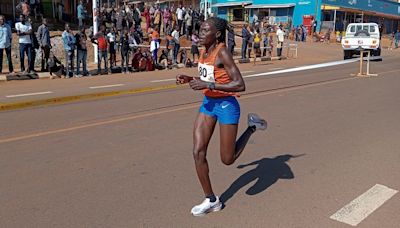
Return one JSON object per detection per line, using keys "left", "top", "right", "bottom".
{"left": 150, "top": 79, "right": 176, "bottom": 83}
{"left": 330, "top": 184, "right": 398, "bottom": 226}
{"left": 150, "top": 59, "right": 358, "bottom": 83}
{"left": 241, "top": 71, "right": 255, "bottom": 74}
{"left": 244, "top": 59, "right": 359, "bottom": 78}
{"left": 89, "top": 84, "right": 124, "bottom": 89}
{"left": 270, "top": 67, "right": 284, "bottom": 70}
{"left": 6, "top": 91, "right": 53, "bottom": 98}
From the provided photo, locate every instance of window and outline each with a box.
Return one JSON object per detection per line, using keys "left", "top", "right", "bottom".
{"left": 233, "top": 8, "right": 244, "bottom": 21}
{"left": 350, "top": 26, "right": 355, "bottom": 33}
{"left": 370, "top": 26, "right": 376, "bottom": 32}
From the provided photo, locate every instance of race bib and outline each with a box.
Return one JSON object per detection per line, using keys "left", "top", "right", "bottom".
{"left": 198, "top": 63, "right": 215, "bottom": 82}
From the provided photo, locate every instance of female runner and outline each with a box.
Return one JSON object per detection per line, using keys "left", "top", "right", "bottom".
{"left": 176, "top": 17, "right": 267, "bottom": 216}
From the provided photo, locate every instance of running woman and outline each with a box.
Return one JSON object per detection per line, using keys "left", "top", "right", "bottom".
{"left": 176, "top": 17, "right": 267, "bottom": 217}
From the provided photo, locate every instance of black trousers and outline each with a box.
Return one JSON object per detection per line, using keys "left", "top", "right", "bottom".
{"left": 0, "top": 47, "right": 14, "bottom": 73}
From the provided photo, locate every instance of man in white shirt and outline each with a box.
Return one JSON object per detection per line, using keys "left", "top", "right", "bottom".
{"left": 276, "top": 25, "right": 285, "bottom": 58}
{"left": 176, "top": 5, "right": 184, "bottom": 35}
{"left": 15, "top": 14, "right": 33, "bottom": 73}
{"left": 171, "top": 26, "right": 180, "bottom": 64}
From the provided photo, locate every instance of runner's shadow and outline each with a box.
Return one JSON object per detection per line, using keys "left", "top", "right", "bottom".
{"left": 220, "top": 154, "right": 303, "bottom": 204}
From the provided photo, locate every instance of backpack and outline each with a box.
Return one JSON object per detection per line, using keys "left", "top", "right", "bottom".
{"left": 98, "top": 36, "right": 108, "bottom": 50}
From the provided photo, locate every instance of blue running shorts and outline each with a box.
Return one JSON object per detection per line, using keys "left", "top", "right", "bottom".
{"left": 199, "top": 96, "right": 241, "bottom": 124}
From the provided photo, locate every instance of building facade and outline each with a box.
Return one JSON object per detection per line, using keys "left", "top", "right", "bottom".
{"left": 211, "top": 0, "right": 400, "bottom": 33}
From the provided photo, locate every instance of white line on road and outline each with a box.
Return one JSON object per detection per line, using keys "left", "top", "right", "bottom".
{"left": 244, "top": 59, "right": 359, "bottom": 78}
{"left": 150, "top": 79, "right": 176, "bottom": 83}
{"left": 89, "top": 84, "right": 125, "bottom": 89}
{"left": 150, "top": 59, "right": 358, "bottom": 83}
{"left": 330, "top": 184, "right": 398, "bottom": 226}
{"left": 241, "top": 71, "right": 255, "bottom": 74}
{"left": 6, "top": 91, "right": 53, "bottom": 98}
{"left": 269, "top": 67, "right": 284, "bottom": 70}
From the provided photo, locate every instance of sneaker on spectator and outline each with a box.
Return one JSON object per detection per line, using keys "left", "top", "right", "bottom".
{"left": 191, "top": 196, "right": 222, "bottom": 216}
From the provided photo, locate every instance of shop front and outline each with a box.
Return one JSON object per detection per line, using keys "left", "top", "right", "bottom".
{"left": 212, "top": 0, "right": 252, "bottom": 22}
{"left": 320, "top": 0, "right": 400, "bottom": 34}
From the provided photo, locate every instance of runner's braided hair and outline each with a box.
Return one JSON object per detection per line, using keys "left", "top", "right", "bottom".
{"left": 206, "top": 17, "right": 228, "bottom": 43}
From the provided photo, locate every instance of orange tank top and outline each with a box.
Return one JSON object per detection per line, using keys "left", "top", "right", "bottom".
{"left": 198, "top": 43, "right": 237, "bottom": 97}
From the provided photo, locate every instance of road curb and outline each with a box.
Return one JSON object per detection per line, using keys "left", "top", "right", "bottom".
{"left": 0, "top": 84, "right": 179, "bottom": 111}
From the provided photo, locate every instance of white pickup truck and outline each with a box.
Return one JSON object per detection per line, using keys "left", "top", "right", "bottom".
{"left": 341, "top": 23, "right": 381, "bottom": 59}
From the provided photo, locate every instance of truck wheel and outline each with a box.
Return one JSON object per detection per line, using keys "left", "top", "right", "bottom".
{"left": 344, "top": 50, "right": 352, "bottom": 60}
{"left": 375, "top": 47, "right": 381, "bottom": 56}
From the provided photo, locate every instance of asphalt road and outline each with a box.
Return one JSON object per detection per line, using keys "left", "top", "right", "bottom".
{"left": 0, "top": 47, "right": 399, "bottom": 228}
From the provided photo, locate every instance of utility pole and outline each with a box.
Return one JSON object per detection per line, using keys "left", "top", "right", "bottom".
{"left": 314, "top": 0, "right": 319, "bottom": 35}
{"left": 93, "top": 0, "right": 99, "bottom": 63}
{"left": 204, "top": 0, "right": 208, "bottom": 20}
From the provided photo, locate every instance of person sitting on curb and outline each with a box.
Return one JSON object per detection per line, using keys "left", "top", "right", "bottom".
{"left": 47, "top": 51, "right": 64, "bottom": 79}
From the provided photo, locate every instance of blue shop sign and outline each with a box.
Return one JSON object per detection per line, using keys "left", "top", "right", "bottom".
{"left": 323, "top": 0, "right": 400, "bottom": 16}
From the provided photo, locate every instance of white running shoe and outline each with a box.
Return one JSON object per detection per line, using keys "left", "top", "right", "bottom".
{"left": 191, "top": 196, "right": 222, "bottom": 216}
{"left": 248, "top": 113, "right": 267, "bottom": 131}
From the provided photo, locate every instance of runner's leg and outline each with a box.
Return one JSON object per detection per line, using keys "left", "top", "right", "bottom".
{"left": 193, "top": 112, "right": 217, "bottom": 196}
{"left": 219, "top": 124, "right": 255, "bottom": 165}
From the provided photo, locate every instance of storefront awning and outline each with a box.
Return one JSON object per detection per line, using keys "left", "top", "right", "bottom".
{"left": 212, "top": 1, "right": 252, "bottom": 7}
{"left": 322, "top": 4, "right": 400, "bottom": 20}
{"left": 245, "top": 3, "right": 295, "bottom": 9}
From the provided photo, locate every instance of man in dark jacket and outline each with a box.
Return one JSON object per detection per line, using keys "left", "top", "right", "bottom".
{"left": 241, "top": 24, "right": 250, "bottom": 60}
{"left": 37, "top": 18, "right": 51, "bottom": 72}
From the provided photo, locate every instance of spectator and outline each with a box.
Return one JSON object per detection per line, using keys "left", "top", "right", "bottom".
{"left": 75, "top": 27, "right": 89, "bottom": 76}
{"left": 22, "top": 0, "right": 30, "bottom": 17}
{"left": 142, "top": 6, "right": 151, "bottom": 32}
{"left": 107, "top": 27, "right": 117, "bottom": 67}
{"left": 37, "top": 17, "right": 51, "bottom": 72}
{"left": 176, "top": 5, "right": 184, "bottom": 35}
{"left": 163, "top": 8, "right": 171, "bottom": 36}
{"left": 92, "top": 25, "right": 109, "bottom": 75}
{"left": 120, "top": 29, "right": 130, "bottom": 73}
{"left": 241, "top": 24, "right": 250, "bottom": 60}
{"left": 131, "top": 47, "right": 142, "bottom": 71}
{"left": 247, "top": 26, "right": 254, "bottom": 59}
{"left": 77, "top": 0, "right": 86, "bottom": 28}
{"left": 166, "top": 31, "right": 175, "bottom": 61}
{"left": 171, "top": 26, "right": 180, "bottom": 64}
{"left": 15, "top": 14, "right": 33, "bottom": 73}
{"left": 29, "top": 0, "right": 36, "bottom": 19}
{"left": 47, "top": 51, "right": 64, "bottom": 79}
{"left": 269, "top": 34, "right": 274, "bottom": 57}
{"left": 395, "top": 29, "right": 400, "bottom": 49}
{"left": 144, "top": 50, "right": 155, "bottom": 71}
{"left": 0, "top": 15, "right": 14, "bottom": 74}
{"left": 62, "top": 23, "right": 76, "bottom": 77}
{"left": 153, "top": 6, "right": 161, "bottom": 32}
{"left": 159, "top": 49, "right": 169, "bottom": 68}
{"left": 150, "top": 27, "right": 160, "bottom": 65}
{"left": 276, "top": 25, "right": 285, "bottom": 58}
{"left": 132, "top": 4, "right": 141, "bottom": 30}
{"left": 191, "top": 31, "right": 199, "bottom": 63}
{"left": 262, "top": 30, "right": 269, "bottom": 57}
{"left": 227, "top": 25, "right": 236, "bottom": 55}
{"left": 185, "top": 10, "right": 193, "bottom": 40}
{"left": 253, "top": 29, "right": 261, "bottom": 63}
{"left": 301, "top": 25, "right": 307, "bottom": 42}
{"left": 28, "top": 17, "right": 38, "bottom": 72}
{"left": 179, "top": 48, "right": 187, "bottom": 65}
